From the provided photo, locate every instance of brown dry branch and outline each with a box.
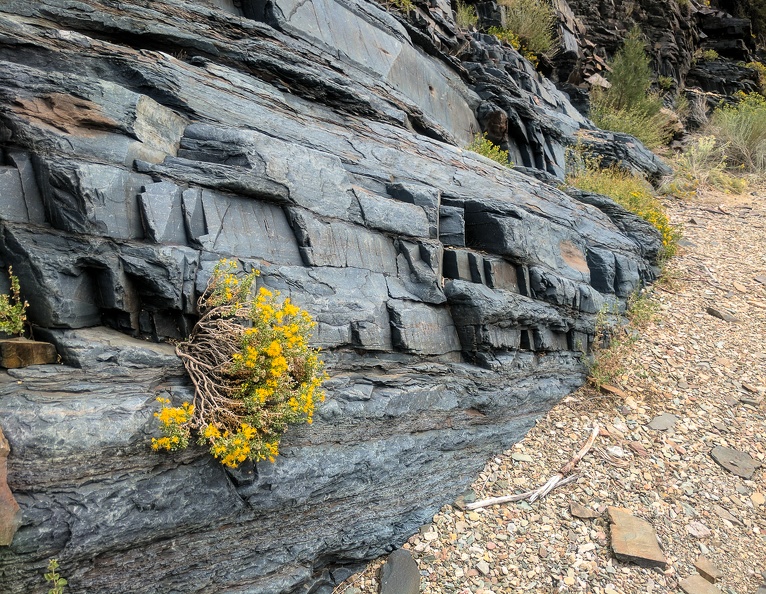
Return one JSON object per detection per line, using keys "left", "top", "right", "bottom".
{"left": 467, "top": 423, "right": 600, "bottom": 510}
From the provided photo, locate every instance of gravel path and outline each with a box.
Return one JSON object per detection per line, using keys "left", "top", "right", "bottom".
{"left": 337, "top": 188, "right": 766, "bottom": 594}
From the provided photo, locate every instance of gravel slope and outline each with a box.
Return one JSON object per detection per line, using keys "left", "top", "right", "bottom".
{"left": 337, "top": 188, "right": 766, "bottom": 594}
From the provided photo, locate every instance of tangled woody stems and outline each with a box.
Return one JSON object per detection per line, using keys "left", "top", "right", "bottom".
{"left": 153, "top": 260, "right": 327, "bottom": 468}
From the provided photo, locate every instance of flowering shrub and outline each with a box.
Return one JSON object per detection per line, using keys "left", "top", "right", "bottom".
{"left": 0, "top": 267, "right": 28, "bottom": 336}
{"left": 153, "top": 260, "right": 327, "bottom": 468}
{"left": 566, "top": 153, "right": 680, "bottom": 262}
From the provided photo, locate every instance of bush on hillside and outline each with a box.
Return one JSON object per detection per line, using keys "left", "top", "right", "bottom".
{"left": 492, "top": 0, "right": 557, "bottom": 60}
{"left": 708, "top": 92, "right": 766, "bottom": 173}
{"left": 465, "top": 133, "right": 513, "bottom": 167}
{"left": 455, "top": 0, "right": 478, "bottom": 29}
{"left": 566, "top": 152, "right": 680, "bottom": 262}
{"left": 590, "top": 28, "right": 675, "bottom": 149}
{"left": 661, "top": 135, "right": 748, "bottom": 197}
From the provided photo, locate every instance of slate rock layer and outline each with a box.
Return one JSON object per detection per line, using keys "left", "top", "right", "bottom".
{"left": 0, "top": 0, "right": 661, "bottom": 592}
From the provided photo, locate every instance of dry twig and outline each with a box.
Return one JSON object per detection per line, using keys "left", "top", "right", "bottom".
{"left": 467, "top": 424, "right": 600, "bottom": 510}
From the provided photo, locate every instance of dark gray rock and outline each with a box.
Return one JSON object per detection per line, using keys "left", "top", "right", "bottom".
{"left": 706, "top": 306, "right": 741, "bottom": 323}
{"left": 439, "top": 205, "right": 466, "bottom": 246}
{"left": 710, "top": 446, "right": 761, "bottom": 479}
{"left": 379, "top": 549, "right": 420, "bottom": 594}
{"left": 0, "top": 0, "right": 662, "bottom": 592}
{"left": 647, "top": 413, "right": 679, "bottom": 431}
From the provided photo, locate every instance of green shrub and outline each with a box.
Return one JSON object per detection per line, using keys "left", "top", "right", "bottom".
{"left": 44, "top": 559, "right": 67, "bottom": 594}
{"left": 386, "top": 0, "right": 414, "bottom": 14}
{"left": 566, "top": 154, "right": 680, "bottom": 261}
{"left": 708, "top": 92, "right": 766, "bottom": 173}
{"left": 657, "top": 75, "right": 674, "bottom": 92}
{"left": 590, "top": 100, "right": 674, "bottom": 149}
{"left": 154, "top": 260, "right": 327, "bottom": 468}
{"left": 455, "top": 0, "right": 478, "bottom": 29}
{"left": 465, "top": 132, "right": 513, "bottom": 167}
{"left": 0, "top": 267, "right": 27, "bottom": 336}
{"left": 662, "top": 135, "right": 748, "bottom": 197}
{"left": 590, "top": 28, "right": 675, "bottom": 149}
{"left": 496, "top": 0, "right": 556, "bottom": 57}
{"left": 701, "top": 48, "right": 720, "bottom": 61}
{"left": 744, "top": 60, "right": 766, "bottom": 92}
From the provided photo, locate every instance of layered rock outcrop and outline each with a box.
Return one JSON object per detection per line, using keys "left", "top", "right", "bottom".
{"left": 0, "top": 1, "right": 662, "bottom": 592}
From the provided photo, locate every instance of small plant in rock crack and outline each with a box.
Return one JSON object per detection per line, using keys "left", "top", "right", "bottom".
{"left": 465, "top": 133, "right": 513, "bottom": 167}
{"left": 153, "top": 259, "right": 327, "bottom": 468}
{"left": 0, "top": 266, "right": 28, "bottom": 336}
{"left": 44, "top": 559, "right": 67, "bottom": 594}
{"left": 582, "top": 289, "right": 658, "bottom": 390}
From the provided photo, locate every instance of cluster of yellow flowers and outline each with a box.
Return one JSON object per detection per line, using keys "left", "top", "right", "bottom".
{"left": 151, "top": 398, "right": 194, "bottom": 451}
{"left": 153, "top": 260, "right": 327, "bottom": 469}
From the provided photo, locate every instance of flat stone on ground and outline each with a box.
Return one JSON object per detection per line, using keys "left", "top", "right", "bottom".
{"left": 570, "top": 500, "right": 601, "bottom": 519}
{"left": 379, "top": 549, "right": 420, "bottom": 594}
{"left": 647, "top": 412, "right": 679, "bottom": 431}
{"left": 710, "top": 446, "right": 761, "bottom": 479}
{"left": 694, "top": 555, "right": 723, "bottom": 584}
{"left": 705, "top": 306, "right": 740, "bottom": 323}
{"left": 679, "top": 574, "right": 722, "bottom": 594}
{"left": 607, "top": 507, "right": 667, "bottom": 569}
{"left": 0, "top": 339, "right": 57, "bottom": 368}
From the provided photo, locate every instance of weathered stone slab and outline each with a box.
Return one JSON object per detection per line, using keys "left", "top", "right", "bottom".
{"left": 0, "top": 426, "right": 21, "bottom": 546}
{"left": 386, "top": 183, "right": 440, "bottom": 239}
{"left": 288, "top": 208, "right": 398, "bottom": 273}
{"left": 608, "top": 507, "right": 667, "bottom": 569}
{"left": 0, "top": 339, "right": 57, "bottom": 369}
{"left": 679, "top": 574, "right": 722, "bottom": 594}
{"left": 355, "top": 187, "right": 430, "bottom": 238}
{"left": 439, "top": 205, "right": 466, "bottom": 246}
{"left": 387, "top": 300, "right": 461, "bottom": 355}
{"left": 6, "top": 152, "right": 45, "bottom": 224}
{"left": 0, "top": 167, "right": 27, "bottom": 223}
{"left": 138, "top": 182, "right": 187, "bottom": 244}
{"left": 710, "top": 446, "right": 760, "bottom": 479}
{"left": 706, "top": 307, "right": 740, "bottom": 323}
{"left": 694, "top": 555, "right": 722, "bottom": 584}
{"left": 379, "top": 549, "right": 420, "bottom": 594}
{"left": 483, "top": 257, "right": 519, "bottom": 292}
{"left": 443, "top": 249, "right": 473, "bottom": 282}
{"left": 37, "top": 159, "right": 151, "bottom": 240}
{"left": 197, "top": 189, "right": 303, "bottom": 264}
{"left": 570, "top": 500, "right": 600, "bottom": 519}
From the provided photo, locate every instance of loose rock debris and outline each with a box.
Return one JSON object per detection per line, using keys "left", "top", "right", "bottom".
{"left": 336, "top": 192, "right": 766, "bottom": 593}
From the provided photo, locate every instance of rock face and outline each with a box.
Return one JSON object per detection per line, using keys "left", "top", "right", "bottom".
{"left": 0, "top": 1, "right": 661, "bottom": 592}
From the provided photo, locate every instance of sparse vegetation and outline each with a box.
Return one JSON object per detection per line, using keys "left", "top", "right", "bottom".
{"left": 699, "top": 48, "right": 720, "bottom": 62}
{"left": 490, "top": 0, "right": 557, "bottom": 63}
{"left": 657, "top": 75, "right": 674, "bottom": 92}
{"left": 590, "top": 28, "right": 675, "bottom": 149}
{"left": 567, "top": 152, "right": 681, "bottom": 262}
{"left": 44, "top": 559, "right": 67, "bottom": 594}
{"left": 455, "top": 0, "right": 478, "bottom": 29}
{"left": 465, "top": 133, "right": 513, "bottom": 167}
{"left": 708, "top": 92, "right": 766, "bottom": 173}
{"left": 744, "top": 61, "right": 766, "bottom": 91}
{"left": 153, "top": 260, "right": 327, "bottom": 468}
{"left": 662, "top": 135, "right": 748, "bottom": 197}
{"left": 385, "top": 0, "right": 414, "bottom": 14}
{"left": 0, "top": 267, "right": 27, "bottom": 336}
{"left": 582, "top": 289, "right": 658, "bottom": 390}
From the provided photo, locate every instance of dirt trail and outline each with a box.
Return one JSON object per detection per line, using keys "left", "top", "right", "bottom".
{"left": 339, "top": 188, "right": 766, "bottom": 594}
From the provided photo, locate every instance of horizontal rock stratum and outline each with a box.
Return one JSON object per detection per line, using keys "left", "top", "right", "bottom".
{"left": 0, "top": 0, "right": 662, "bottom": 592}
